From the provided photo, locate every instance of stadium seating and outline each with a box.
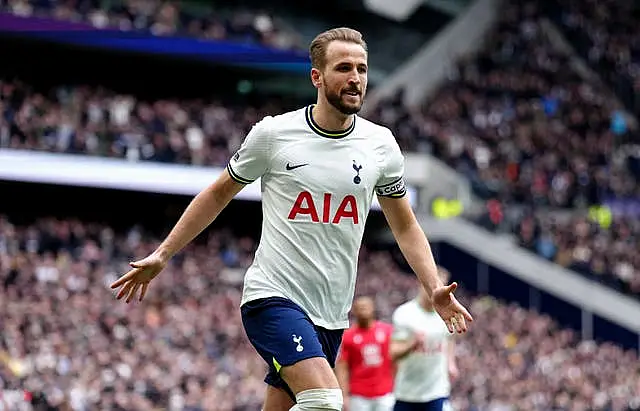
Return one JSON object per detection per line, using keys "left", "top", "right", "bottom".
{"left": 0, "top": 0, "right": 303, "bottom": 50}
{"left": 544, "top": 0, "right": 640, "bottom": 118}
{"left": 366, "top": 1, "right": 640, "bottom": 300}
{"left": 0, "top": 78, "right": 289, "bottom": 168}
{"left": 2, "top": 2, "right": 640, "bottom": 300}
{"left": 368, "top": 1, "right": 637, "bottom": 209}
{"left": 1, "top": 216, "right": 640, "bottom": 410}
{"left": 2, "top": 1, "right": 640, "bottom": 409}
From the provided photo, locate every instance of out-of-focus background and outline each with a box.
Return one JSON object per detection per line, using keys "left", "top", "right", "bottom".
{"left": 1, "top": 0, "right": 640, "bottom": 409}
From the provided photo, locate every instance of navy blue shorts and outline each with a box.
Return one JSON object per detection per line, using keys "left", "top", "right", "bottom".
{"left": 240, "top": 297, "right": 344, "bottom": 400}
{"left": 394, "top": 398, "right": 451, "bottom": 411}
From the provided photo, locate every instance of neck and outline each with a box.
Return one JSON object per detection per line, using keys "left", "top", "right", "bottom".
{"left": 312, "top": 99, "right": 353, "bottom": 131}
{"left": 357, "top": 319, "right": 374, "bottom": 329}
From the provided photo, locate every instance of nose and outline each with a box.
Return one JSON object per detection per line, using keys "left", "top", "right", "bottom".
{"left": 348, "top": 68, "right": 360, "bottom": 85}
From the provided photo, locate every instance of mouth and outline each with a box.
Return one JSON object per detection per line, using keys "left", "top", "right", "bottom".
{"left": 343, "top": 90, "right": 361, "bottom": 97}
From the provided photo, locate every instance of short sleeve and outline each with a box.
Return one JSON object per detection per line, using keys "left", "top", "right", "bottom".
{"left": 375, "top": 135, "right": 407, "bottom": 198}
{"left": 226, "top": 117, "right": 272, "bottom": 184}
{"left": 391, "top": 309, "right": 412, "bottom": 341}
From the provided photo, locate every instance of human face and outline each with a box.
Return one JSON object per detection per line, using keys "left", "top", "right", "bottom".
{"left": 314, "top": 41, "right": 368, "bottom": 115}
{"left": 352, "top": 296, "right": 375, "bottom": 326}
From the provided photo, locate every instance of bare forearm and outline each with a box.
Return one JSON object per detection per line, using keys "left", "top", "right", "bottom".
{"left": 395, "top": 223, "right": 443, "bottom": 297}
{"left": 156, "top": 184, "right": 232, "bottom": 260}
{"left": 390, "top": 340, "right": 416, "bottom": 361}
{"left": 335, "top": 362, "right": 350, "bottom": 397}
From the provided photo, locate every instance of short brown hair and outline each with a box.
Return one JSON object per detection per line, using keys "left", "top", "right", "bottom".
{"left": 309, "top": 27, "right": 367, "bottom": 69}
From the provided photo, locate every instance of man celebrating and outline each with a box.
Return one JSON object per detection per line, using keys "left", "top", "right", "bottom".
{"left": 111, "top": 27, "right": 472, "bottom": 411}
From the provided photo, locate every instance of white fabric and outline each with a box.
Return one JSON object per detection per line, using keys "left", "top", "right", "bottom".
{"left": 350, "top": 393, "right": 395, "bottom": 411}
{"left": 232, "top": 106, "right": 406, "bottom": 329}
{"left": 392, "top": 299, "right": 452, "bottom": 402}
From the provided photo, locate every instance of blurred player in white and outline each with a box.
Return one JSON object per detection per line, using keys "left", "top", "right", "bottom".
{"left": 336, "top": 296, "right": 395, "bottom": 411}
{"left": 111, "top": 27, "right": 472, "bottom": 411}
{"left": 390, "top": 267, "right": 459, "bottom": 411}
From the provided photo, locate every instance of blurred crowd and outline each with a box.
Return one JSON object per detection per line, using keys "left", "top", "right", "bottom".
{"left": 0, "top": 0, "right": 302, "bottom": 50}
{"left": 3, "top": 0, "right": 640, "bottom": 303}
{"left": 1, "top": 216, "right": 640, "bottom": 411}
{"left": 369, "top": 1, "right": 637, "bottom": 209}
{"left": 0, "top": 79, "right": 287, "bottom": 167}
{"left": 4, "top": 1, "right": 640, "bottom": 299}
{"left": 516, "top": 212, "right": 640, "bottom": 298}
{"left": 369, "top": 0, "right": 640, "bottom": 298}
{"left": 546, "top": 0, "right": 640, "bottom": 117}
{"left": 2, "top": 0, "right": 640, "bottom": 410}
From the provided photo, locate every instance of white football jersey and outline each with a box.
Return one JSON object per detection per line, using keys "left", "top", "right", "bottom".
{"left": 392, "top": 299, "right": 452, "bottom": 403}
{"left": 229, "top": 105, "right": 407, "bottom": 329}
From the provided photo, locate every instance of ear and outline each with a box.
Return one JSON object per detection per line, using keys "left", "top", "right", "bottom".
{"left": 310, "top": 68, "right": 322, "bottom": 89}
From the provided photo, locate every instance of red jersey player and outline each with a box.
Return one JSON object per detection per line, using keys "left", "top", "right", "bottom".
{"left": 336, "top": 296, "right": 395, "bottom": 411}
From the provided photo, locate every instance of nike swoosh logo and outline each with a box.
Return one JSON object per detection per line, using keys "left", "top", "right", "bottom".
{"left": 286, "top": 163, "right": 309, "bottom": 170}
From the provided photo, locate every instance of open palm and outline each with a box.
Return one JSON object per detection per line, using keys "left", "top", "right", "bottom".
{"left": 110, "top": 254, "right": 167, "bottom": 303}
{"left": 432, "top": 282, "right": 473, "bottom": 333}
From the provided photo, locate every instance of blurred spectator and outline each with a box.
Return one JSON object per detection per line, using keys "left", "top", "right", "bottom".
{"left": 516, "top": 212, "right": 640, "bottom": 298}
{"left": 546, "top": 0, "right": 640, "bottom": 120}
{"left": 0, "top": 0, "right": 303, "bottom": 51}
{"left": 1, "top": 215, "right": 640, "bottom": 410}
{"left": 369, "top": 1, "right": 639, "bottom": 210}
{"left": 0, "top": 79, "right": 290, "bottom": 167}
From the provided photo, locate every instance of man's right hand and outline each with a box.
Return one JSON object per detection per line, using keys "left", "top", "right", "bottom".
{"left": 110, "top": 252, "right": 168, "bottom": 303}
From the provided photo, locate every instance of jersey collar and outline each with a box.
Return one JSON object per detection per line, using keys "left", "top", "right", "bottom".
{"left": 305, "top": 105, "right": 356, "bottom": 139}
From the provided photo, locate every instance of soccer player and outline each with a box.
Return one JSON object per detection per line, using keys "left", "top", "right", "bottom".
{"left": 336, "top": 296, "right": 395, "bottom": 411}
{"left": 390, "top": 267, "right": 460, "bottom": 411}
{"left": 110, "top": 27, "right": 473, "bottom": 411}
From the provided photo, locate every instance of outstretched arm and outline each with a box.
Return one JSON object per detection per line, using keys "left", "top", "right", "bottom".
{"left": 378, "top": 195, "right": 473, "bottom": 333}
{"left": 155, "top": 171, "right": 244, "bottom": 261}
{"left": 111, "top": 171, "right": 245, "bottom": 302}
{"left": 111, "top": 117, "right": 273, "bottom": 303}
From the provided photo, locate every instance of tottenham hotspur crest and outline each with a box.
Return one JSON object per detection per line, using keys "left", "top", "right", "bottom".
{"left": 292, "top": 334, "right": 304, "bottom": 352}
{"left": 352, "top": 160, "right": 362, "bottom": 184}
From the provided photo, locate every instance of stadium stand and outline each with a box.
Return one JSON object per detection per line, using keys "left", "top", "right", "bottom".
{"left": 0, "top": 78, "right": 289, "bottom": 168}
{"left": 365, "top": 0, "right": 640, "bottom": 300}
{"left": 2, "top": 0, "right": 640, "bottom": 409}
{"left": 0, "top": 0, "right": 303, "bottom": 50}
{"left": 2, "top": 214, "right": 640, "bottom": 410}
{"left": 0, "top": 0, "right": 638, "bottom": 315}
{"left": 369, "top": 1, "right": 637, "bottom": 209}
{"left": 543, "top": 0, "right": 640, "bottom": 119}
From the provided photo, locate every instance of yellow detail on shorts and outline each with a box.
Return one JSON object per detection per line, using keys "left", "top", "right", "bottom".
{"left": 272, "top": 357, "right": 282, "bottom": 373}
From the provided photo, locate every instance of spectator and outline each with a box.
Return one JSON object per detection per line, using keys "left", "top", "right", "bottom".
{"left": 0, "top": 0, "right": 303, "bottom": 51}
{"left": 1, "top": 215, "right": 640, "bottom": 410}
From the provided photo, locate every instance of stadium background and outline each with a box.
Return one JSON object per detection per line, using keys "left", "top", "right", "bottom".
{"left": 2, "top": 0, "right": 640, "bottom": 409}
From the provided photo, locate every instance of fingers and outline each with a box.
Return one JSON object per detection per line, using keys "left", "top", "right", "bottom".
{"left": 112, "top": 279, "right": 149, "bottom": 304}
{"left": 448, "top": 312, "right": 468, "bottom": 334}
{"left": 454, "top": 314, "right": 467, "bottom": 333}
{"left": 116, "top": 279, "right": 136, "bottom": 300}
{"left": 445, "top": 319, "right": 455, "bottom": 334}
{"left": 448, "top": 316, "right": 463, "bottom": 334}
{"left": 110, "top": 269, "right": 136, "bottom": 289}
{"left": 461, "top": 306, "right": 474, "bottom": 322}
{"left": 140, "top": 282, "right": 149, "bottom": 301}
{"left": 446, "top": 282, "right": 458, "bottom": 294}
{"left": 129, "top": 260, "right": 143, "bottom": 268}
{"left": 125, "top": 282, "right": 141, "bottom": 303}
{"left": 110, "top": 262, "right": 152, "bottom": 304}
